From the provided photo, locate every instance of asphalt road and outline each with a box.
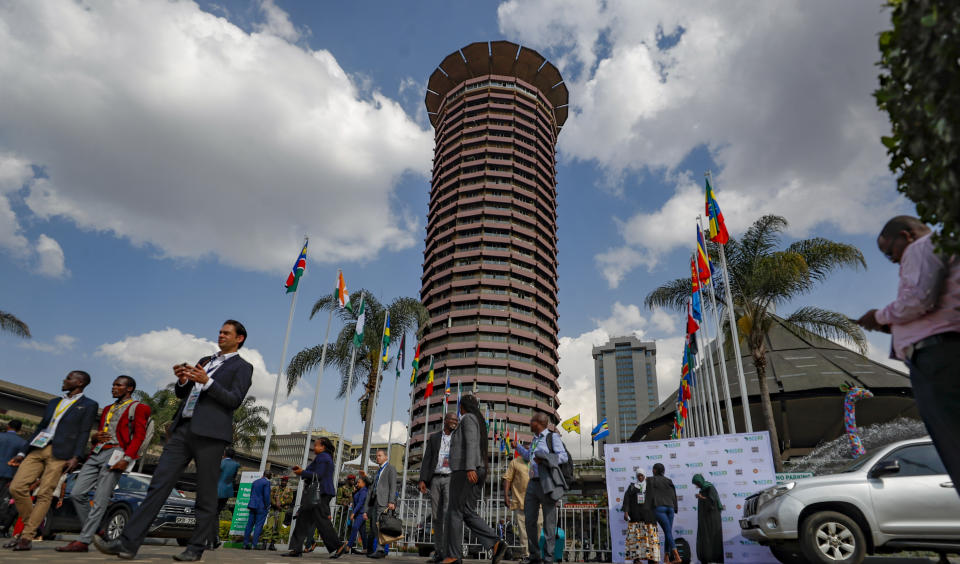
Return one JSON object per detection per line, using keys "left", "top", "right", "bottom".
{"left": 0, "top": 541, "right": 957, "bottom": 564}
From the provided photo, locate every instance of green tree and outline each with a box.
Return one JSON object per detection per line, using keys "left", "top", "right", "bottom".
{"left": 645, "top": 215, "right": 867, "bottom": 471}
{"left": 233, "top": 395, "right": 269, "bottom": 450}
{"left": 876, "top": 0, "right": 960, "bottom": 253}
{"left": 286, "top": 291, "right": 429, "bottom": 465}
{"left": 0, "top": 310, "right": 30, "bottom": 338}
{"left": 133, "top": 383, "right": 180, "bottom": 445}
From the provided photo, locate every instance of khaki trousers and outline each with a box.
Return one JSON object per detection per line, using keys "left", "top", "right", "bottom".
{"left": 9, "top": 446, "right": 66, "bottom": 541}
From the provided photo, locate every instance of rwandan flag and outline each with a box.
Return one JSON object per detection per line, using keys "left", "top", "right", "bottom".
{"left": 410, "top": 343, "right": 420, "bottom": 385}
{"left": 381, "top": 312, "right": 391, "bottom": 365}
{"left": 705, "top": 177, "right": 730, "bottom": 244}
{"left": 284, "top": 240, "right": 308, "bottom": 293}
{"left": 424, "top": 356, "right": 435, "bottom": 398}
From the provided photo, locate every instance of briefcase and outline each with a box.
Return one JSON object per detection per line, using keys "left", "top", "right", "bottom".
{"left": 377, "top": 508, "right": 404, "bottom": 544}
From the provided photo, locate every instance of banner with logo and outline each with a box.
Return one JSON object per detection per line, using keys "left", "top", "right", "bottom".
{"left": 603, "top": 432, "right": 776, "bottom": 563}
{"left": 229, "top": 471, "right": 260, "bottom": 536}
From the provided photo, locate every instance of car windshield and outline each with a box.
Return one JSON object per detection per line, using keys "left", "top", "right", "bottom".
{"left": 118, "top": 475, "right": 151, "bottom": 493}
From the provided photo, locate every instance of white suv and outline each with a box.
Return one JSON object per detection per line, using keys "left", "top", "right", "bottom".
{"left": 739, "top": 438, "right": 960, "bottom": 564}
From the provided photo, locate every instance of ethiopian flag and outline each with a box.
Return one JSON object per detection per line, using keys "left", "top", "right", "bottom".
{"left": 424, "top": 356, "right": 435, "bottom": 398}
{"left": 410, "top": 343, "right": 420, "bottom": 385}
{"left": 284, "top": 240, "right": 308, "bottom": 294}
{"left": 705, "top": 176, "right": 730, "bottom": 244}
{"left": 561, "top": 414, "right": 581, "bottom": 434}
{"left": 352, "top": 296, "right": 366, "bottom": 347}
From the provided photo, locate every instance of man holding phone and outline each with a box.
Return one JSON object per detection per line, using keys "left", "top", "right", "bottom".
{"left": 95, "top": 320, "right": 253, "bottom": 562}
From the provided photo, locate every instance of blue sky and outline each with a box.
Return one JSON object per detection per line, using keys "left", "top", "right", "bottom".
{"left": 0, "top": 0, "right": 908, "bottom": 451}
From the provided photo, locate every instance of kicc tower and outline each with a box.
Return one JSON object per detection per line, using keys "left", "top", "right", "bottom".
{"left": 411, "top": 41, "right": 567, "bottom": 463}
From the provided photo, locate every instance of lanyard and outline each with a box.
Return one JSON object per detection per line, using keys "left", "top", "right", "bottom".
{"left": 53, "top": 396, "right": 78, "bottom": 419}
{"left": 102, "top": 399, "right": 134, "bottom": 432}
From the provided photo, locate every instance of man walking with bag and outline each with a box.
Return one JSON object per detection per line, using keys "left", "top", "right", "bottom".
{"left": 515, "top": 412, "right": 568, "bottom": 564}
{"left": 363, "top": 449, "right": 397, "bottom": 558}
{"left": 419, "top": 412, "right": 458, "bottom": 562}
{"left": 58, "top": 376, "right": 151, "bottom": 553}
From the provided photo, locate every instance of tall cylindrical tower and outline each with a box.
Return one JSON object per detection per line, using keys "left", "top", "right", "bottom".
{"left": 410, "top": 41, "right": 568, "bottom": 465}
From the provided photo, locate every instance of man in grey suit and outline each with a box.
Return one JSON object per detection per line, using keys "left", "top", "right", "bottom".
{"left": 95, "top": 320, "right": 253, "bottom": 562}
{"left": 515, "top": 412, "right": 568, "bottom": 564}
{"left": 419, "top": 412, "right": 458, "bottom": 562}
{"left": 363, "top": 449, "right": 397, "bottom": 558}
{"left": 440, "top": 394, "right": 506, "bottom": 564}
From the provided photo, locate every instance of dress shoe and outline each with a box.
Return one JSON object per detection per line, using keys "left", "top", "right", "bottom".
{"left": 370, "top": 551, "right": 387, "bottom": 559}
{"left": 352, "top": 547, "right": 366, "bottom": 555}
{"left": 330, "top": 543, "right": 349, "bottom": 559}
{"left": 93, "top": 535, "right": 137, "bottom": 560}
{"left": 2, "top": 537, "right": 19, "bottom": 549}
{"left": 268, "top": 543, "right": 277, "bottom": 551}
{"left": 56, "top": 540, "right": 90, "bottom": 552}
{"left": 281, "top": 550, "right": 303, "bottom": 557}
{"left": 172, "top": 549, "right": 204, "bottom": 561}
{"left": 11, "top": 538, "right": 31, "bottom": 551}
{"left": 491, "top": 540, "right": 508, "bottom": 564}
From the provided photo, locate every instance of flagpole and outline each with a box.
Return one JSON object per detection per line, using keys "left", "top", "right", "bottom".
{"left": 693, "top": 259, "right": 722, "bottom": 435}
{"left": 400, "top": 382, "right": 413, "bottom": 515}
{"left": 360, "top": 310, "right": 390, "bottom": 474}
{"left": 387, "top": 368, "right": 399, "bottom": 454}
{"left": 259, "top": 237, "right": 307, "bottom": 473}
{"left": 333, "top": 291, "right": 364, "bottom": 488}
{"left": 698, "top": 332, "right": 718, "bottom": 435}
{"left": 698, "top": 217, "right": 737, "bottom": 433}
{"left": 289, "top": 305, "right": 333, "bottom": 541}
{"left": 416, "top": 389, "right": 431, "bottom": 535}
{"left": 708, "top": 171, "right": 753, "bottom": 432}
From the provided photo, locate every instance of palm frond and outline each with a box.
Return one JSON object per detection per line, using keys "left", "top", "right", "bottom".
{"left": 785, "top": 306, "right": 868, "bottom": 355}
{"left": 644, "top": 278, "right": 690, "bottom": 313}
{"left": 787, "top": 238, "right": 867, "bottom": 284}
{"left": 739, "top": 215, "right": 788, "bottom": 260}
{"left": 0, "top": 311, "right": 30, "bottom": 338}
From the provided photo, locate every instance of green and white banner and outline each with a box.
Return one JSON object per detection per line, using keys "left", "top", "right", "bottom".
{"left": 229, "top": 471, "right": 260, "bottom": 536}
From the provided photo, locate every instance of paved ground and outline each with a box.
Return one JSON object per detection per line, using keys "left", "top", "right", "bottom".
{"left": 1, "top": 541, "right": 957, "bottom": 564}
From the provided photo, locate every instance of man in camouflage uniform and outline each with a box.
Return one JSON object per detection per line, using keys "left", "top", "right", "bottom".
{"left": 334, "top": 475, "right": 356, "bottom": 536}
{"left": 264, "top": 476, "right": 294, "bottom": 551}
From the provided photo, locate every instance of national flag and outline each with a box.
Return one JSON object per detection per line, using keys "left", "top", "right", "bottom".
{"left": 284, "top": 240, "right": 308, "bottom": 294}
{"left": 691, "top": 258, "right": 703, "bottom": 324}
{"left": 395, "top": 334, "right": 405, "bottom": 379}
{"left": 424, "top": 356, "right": 435, "bottom": 398}
{"left": 444, "top": 370, "right": 451, "bottom": 398}
{"left": 591, "top": 418, "right": 610, "bottom": 442}
{"left": 561, "top": 414, "right": 581, "bottom": 434}
{"left": 410, "top": 343, "right": 420, "bottom": 385}
{"left": 513, "top": 429, "right": 519, "bottom": 458}
{"left": 456, "top": 381, "right": 462, "bottom": 416}
{"left": 686, "top": 297, "right": 700, "bottom": 335}
{"left": 381, "top": 312, "right": 391, "bottom": 365}
{"left": 352, "top": 296, "right": 366, "bottom": 347}
{"left": 696, "top": 227, "right": 712, "bottom": 285}
{"left": 705, "top": 176, "right": 730, "bottom": 244}
{"left": 336, "top": 271, "right": 350, "bottom": 311}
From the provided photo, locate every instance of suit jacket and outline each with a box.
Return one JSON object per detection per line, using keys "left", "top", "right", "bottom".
{"left": 449, "top": 412, "right": 484, "bottom": 473}
{"left": 364, "top": 462, "right": 397, "bottom": 513}
{"left": 171, "top": 354, "right": 253, "bottom": 443}
{"left": 217, "top": 457, "right": 241, "bottom": 499}
{"left": 28, "top": 395, "right": 99, "bottom": 461}
{"left": 0, "top": 431, "right": 27, "bottom": 479}
{"left": 247, "top": 477, "right": 272, "bottom": 511}
{"left": 351, "top": 487, "right": 368, "bottom": 519}
{"left": 300, "top": 450, "right": 335, "bottom": 496}
{"left": 95, "top": 401, "right": 152, "bottom": 460}
{"left": 418, "top": 430, "right": 444, "bottom": 486}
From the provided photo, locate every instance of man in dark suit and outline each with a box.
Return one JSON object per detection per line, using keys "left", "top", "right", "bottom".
{"left": 363, "top": 449, "right": 397, "bottom": 558}
{"left": 6, "top": 371, "right": 98, "bottom": 551}
{"left": 243, "top": 471, "right": 272, "bottom": 550}
{"left": 0, "top": 420, "right": 26, "bottom": 497}
{"left": 95, "top": 320, "right": 253, "bottom": 562}
{"left": 419, "top": 412, "right": 458, "bottom": 562}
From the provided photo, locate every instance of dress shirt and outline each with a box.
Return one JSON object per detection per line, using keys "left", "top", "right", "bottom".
{"left": 874, "top": 233, "right": 960, "bottom": 359}
{"left": 19, "top": 392, "right": 83, "bottom": 457}
{"left": 180, "top": 351, "right": 238, "bottom": 417}
{"left": 516, "top": 429, "right": 568, "bottom": 478}
{"left": 434, "top": 432, "right": 452, "bottom": 474}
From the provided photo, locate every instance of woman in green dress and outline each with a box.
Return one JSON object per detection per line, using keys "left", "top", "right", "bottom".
{"left": 691, "top": 474, "right": 724, "bottom": 563}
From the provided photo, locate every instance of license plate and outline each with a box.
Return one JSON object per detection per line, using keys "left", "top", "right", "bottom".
{"left": 739, "top": 519, "right": 750, "bottom": 529}
{"left": 176, "top": 517, "right": 196, "bottom": 525}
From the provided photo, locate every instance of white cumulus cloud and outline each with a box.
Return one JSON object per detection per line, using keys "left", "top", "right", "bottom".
{"left": 0, "top": 1, "right": 432, "bottom": 274}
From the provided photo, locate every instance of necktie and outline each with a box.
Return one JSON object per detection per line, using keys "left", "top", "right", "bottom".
{"left": 182, "top": 353, "right": 219, "bottom": 418}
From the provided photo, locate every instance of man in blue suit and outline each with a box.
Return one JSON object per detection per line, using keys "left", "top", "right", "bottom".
{"left": 6, "top": 371, "right": 98, "bottom": 552}
{"left": 0, "top": 420, "right": 26, "bottom": 498}
{"left": 243, "top": 471, "right": 272, "bottom": 550}
{"left": 212, "top": 447, "right": 240, "bottom": 548}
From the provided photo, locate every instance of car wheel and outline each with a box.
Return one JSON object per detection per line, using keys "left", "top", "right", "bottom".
{"left": 176, "top": 538, "right": 189, "bottom": 547}
{"left": 104, "top": 507, "right": 131, "bottom": 542}
{"left": 769, "top": 542, "right": 806, "bottom": 564}
{"left": 800, "top": 511, "right": 866, "bottom": 564}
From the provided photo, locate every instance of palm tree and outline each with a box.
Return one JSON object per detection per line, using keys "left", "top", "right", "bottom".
{"left": 233, "top": 396, "right": 269, "bottom": 450}
{"left": 134, "top": 383, "right": 180, "bottom": 446}
{"left": 0, "top": 310, "right": 30, "bottom": 338}
{"left": 286, "top": 290, "right": 429, "bottom": 465}
{"left": 645, "top": 215, "right": 867, "bottom": 471}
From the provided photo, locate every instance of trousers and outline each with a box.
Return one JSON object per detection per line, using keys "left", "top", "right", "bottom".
{"left": 654, "top": 506, "right": 676, "bottom": 551}
{"left": 429, "top": 474, "right": 451, "bottom": 556}
{"left": 244, "top": 508, "right": 268, "bottom": 547}
{"left": 119, "top": 423, "right": 227, "bottom": 555}
{"left": 9, "top": 445, "right": 65, "bottom": 541}
{"left": 289, "top": 494, "right": 342, "bottom": 554}
{"left": 513, "top": 506, "right": 543, "bottom": 557}
{"left": 524, "top": 480, "right": 558, "bottom": 561}
{"left": 71, "top": 447, "right": 124, "bottom": 543}
{"left": 909, "top": 340, "right": 960, "bottom": 497}
{"left": 445, "top": 470, "right": 498, "bottom": 560}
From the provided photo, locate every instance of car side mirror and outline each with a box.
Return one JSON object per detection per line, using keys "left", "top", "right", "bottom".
{"left": 869, "top": 459, "right": 900, "bottom": 479}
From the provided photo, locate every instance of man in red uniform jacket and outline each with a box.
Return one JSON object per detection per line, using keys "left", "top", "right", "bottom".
{"left": 57, "top": 375, "right": 151, "bottom": 552}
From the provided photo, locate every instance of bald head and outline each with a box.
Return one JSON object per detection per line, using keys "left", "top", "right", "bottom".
{"left": 878, "top": 216, "right": 930, "bottom": 264}
{"left": 529, "top": 412, "right": 549, "bottom": 434}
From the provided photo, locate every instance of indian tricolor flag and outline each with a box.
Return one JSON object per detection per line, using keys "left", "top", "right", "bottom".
{"left": 284, "top": 240, "right": 308, "bottom": 294}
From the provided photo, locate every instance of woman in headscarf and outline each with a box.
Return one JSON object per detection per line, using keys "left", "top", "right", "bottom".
{"left": 621, "top": 470, "right": 659, "bottom": 564}
{"left": 643, "top": 463, "right": 680, "bottom": 564}
{"left": 692, "top": 474, "right": 724, "bottom": 563}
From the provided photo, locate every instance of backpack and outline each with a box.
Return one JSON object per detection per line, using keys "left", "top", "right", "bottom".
{"left": 126, "top": 401, "right": 155, "bottom": 460}
{"left": 547, "top": 431, "right": 574, "bottom": 484}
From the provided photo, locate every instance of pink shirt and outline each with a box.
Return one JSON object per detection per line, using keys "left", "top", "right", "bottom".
{"left": 875, "top": 233, "right": 960, "bottom": 359}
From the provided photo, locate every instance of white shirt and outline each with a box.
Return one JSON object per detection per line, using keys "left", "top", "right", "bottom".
{"left": 178, "top": 351, "right": 238, "bottom": 392}
{"left": 19, "top": 392, "right": 83, "bottom": 456}
{"left": 434, "top": 432, "right": 453, "bottom": 474}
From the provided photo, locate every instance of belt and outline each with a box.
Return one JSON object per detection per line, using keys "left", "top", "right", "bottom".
{"left": 101, "top": 443, "right": 118, "bottom": 450}
{"left": 907, "top": 331, "right": 960, "bottom": 361}
{"left": 434, "top": 473, "right": 451, "bottom": 478}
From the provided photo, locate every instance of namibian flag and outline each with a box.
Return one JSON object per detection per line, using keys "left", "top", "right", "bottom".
{"left": 284, "top": 240, "right": 308, "bottom": 294}
{"left": 705, "top": 177, "right": 730, "bottom": 244}
{"left": 410, "top": 343, "right": 420, "bottom": 385}
{"left": 424, "top": 356, "right": 435, "bottom": 398}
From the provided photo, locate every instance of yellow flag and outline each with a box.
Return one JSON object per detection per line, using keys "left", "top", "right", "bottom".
{"left": 561, "top": 414, "right": 581, "bottom": 434}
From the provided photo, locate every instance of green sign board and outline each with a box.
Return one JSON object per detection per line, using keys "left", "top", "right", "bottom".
{"left": 229, "top": 471, "right": 260, "bottom": 536}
